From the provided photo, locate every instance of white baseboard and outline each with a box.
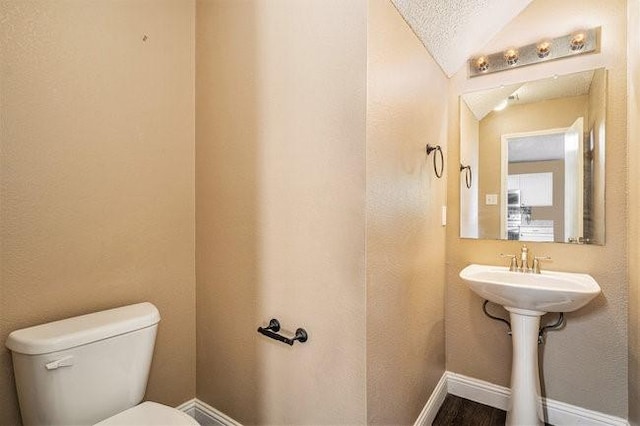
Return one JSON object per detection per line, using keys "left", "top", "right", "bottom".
{"left": 446, "top": 372, "right": 510, "bottom": 411}
{"left": 444, "top": 371, "right": 629, "bottom": 426}
{"left": 414, "top": 373, "right": 449, "bottom": 426}
{"left": 177, "top": 399, "right": 242, "bottom": 426}
{"left": 176, "top": 399, "right": 198, "bottom": 418}
{"left": 180, "top": 372, "right": 629, "bottom": 426}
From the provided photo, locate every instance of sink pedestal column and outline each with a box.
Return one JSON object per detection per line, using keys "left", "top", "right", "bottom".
{"left": 505, "top": 307, "right": 544, "bottom": 426}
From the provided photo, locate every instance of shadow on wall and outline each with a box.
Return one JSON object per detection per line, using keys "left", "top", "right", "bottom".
{"left": 195, "top": 1, "right": 261, "bottom": 423}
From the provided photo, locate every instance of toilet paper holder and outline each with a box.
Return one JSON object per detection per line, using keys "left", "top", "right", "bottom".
{"left": 257, "top": 318, "right": 308, "bottom": 346}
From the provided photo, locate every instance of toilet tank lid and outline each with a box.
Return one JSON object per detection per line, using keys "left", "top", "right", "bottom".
{"left": 5, "top": 302, "right": 160, "bottom": 355}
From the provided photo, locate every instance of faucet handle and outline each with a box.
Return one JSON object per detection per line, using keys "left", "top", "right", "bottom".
{"left": 532, "top": 256, "right": 552, "bottom": 274}
{"left": 500, "top": 253, "right": 519, "bottom": 272}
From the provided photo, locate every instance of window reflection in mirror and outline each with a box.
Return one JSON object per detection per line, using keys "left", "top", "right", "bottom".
{"left": 459, "top": 68, "right": 606, "bottom": 245}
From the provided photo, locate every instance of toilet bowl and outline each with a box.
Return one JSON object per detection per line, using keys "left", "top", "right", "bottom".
{"left": 5, "top": 302, "right": 199, "bottom": 426}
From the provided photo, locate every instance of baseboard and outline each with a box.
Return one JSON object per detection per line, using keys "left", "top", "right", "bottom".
{"left": 176, "top": 399, "right": 198, "bottom": 418}
{"left": 413, "top": 372, "right": 449, "bottom": 426}
{"left": 180, "top": 372, "right": 629, "bottom": 426}
{"left": 445, "top": 371, "right": 629, "bottom": 426}
{"left": 446, "top": 372, "right": 510, "bottom": 411}
{"left": 177, "top": 399, "right": 242, "bottom": 426}
{"left": 542, "top": 398, "right": 629, "bottom": 426}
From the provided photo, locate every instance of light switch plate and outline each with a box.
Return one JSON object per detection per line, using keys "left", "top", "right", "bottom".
{"left": 486, "top": 194, "right": 498, "bottom": 205}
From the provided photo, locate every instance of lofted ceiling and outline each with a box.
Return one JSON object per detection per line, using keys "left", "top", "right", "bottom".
{"left": 461, "top": 69, "right": 595, "bottom": 121}
{"left": 391, "top": 0, "right": 534, "bottom": 77}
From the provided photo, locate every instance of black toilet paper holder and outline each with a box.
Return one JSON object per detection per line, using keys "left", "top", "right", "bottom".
{"left": 257, "top": 318, "right": 308, "bottom": 346}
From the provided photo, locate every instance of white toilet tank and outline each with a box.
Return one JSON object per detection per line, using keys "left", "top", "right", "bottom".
{"left": 5, "top": 302, "right": 161, "bottom": 426}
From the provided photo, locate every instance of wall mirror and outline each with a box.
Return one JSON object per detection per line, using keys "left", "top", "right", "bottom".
{"left": 459, "top": 68, "right": 606, "bottom": 244}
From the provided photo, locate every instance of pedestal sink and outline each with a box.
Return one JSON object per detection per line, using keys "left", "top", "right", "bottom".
{"left": 459, "top": 264, "right": 601, "bottom": 426}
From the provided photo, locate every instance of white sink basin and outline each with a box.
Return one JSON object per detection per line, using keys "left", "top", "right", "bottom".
{"left": 459, "top": 264, "right": 601, "bottom": 313}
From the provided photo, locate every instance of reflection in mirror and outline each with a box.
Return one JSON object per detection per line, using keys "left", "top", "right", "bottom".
{"left": 459, "top": 68, "right": 606, "bottom": 245}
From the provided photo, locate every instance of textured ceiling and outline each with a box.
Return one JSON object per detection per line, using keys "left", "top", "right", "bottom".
{"left": 391, "top": 0, "right": 533, "bottom": 77}
{"left": 512, "top": 69, "right": 595, "bottom": 106}
{"left": 461, "top": 69, "right": 595, "bottom": 120}
{"left": 508, "top": 133, "right": 566, "bottom": 162}
{"left": 462, "top": 82, "right": 522, "bottom": 121}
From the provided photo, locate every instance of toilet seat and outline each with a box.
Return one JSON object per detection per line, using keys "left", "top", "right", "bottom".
{"left": 94, "top": 401, "right": 200, "bottom": 425}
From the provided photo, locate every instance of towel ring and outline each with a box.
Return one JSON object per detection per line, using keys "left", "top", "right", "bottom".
{"left": 460, "top": 164, "right": 472, "bottom": 189}
{"left": 426, "top": 144, "right": 444, "bottom": 178}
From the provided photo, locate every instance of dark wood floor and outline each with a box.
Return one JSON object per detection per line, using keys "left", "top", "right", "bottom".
{"left": 432, "top": 395, "right": 552, "bottom": 426}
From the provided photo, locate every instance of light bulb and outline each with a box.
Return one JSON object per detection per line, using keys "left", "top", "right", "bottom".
{"left": 475, "top": 56, "right": 489, "bottom": 72}
{"left": 493, "top": 99, "right": 508, "bottom": 111}
{"left": 536, "top": 40, "right": 551, "bottom": 58}
{"left": 504, "top": 48, "right": 519, "bottom": 66}
{"left": 570, "top": 32, "right": 586, "bottom": 51}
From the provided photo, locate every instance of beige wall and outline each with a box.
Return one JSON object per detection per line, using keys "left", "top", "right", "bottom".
{"left": 447, "top": 0, "right": 628, "bottom": 418}
{"left": 196, "top": 1, "right": 367, "bottom": 424}
{"left": 4, "top": 1, "right": 634, "bottom": 423}
{"left": 477, "top": 95, "right": 588, "bottom": 239}
{"left": 628, "top": 0, "right": 640, "bottom": 422}
{"left": 366, "top": 1, "right": 447, "bottom": 424}
{"left": 0, "top": 1, "right": 196, "bottom": 424}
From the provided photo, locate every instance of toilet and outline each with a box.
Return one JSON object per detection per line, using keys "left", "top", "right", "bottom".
{"left": 5, "top": 302, "right": 199, "bottom": 426}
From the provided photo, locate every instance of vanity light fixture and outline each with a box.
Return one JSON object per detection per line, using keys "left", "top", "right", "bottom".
{"left": 468, "top": 27, "right": 598, "bottom": 77}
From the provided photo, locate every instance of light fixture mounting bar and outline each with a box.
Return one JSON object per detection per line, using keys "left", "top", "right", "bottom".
{"left": 468, "top": 28, "right": 598, "bottom": 78}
